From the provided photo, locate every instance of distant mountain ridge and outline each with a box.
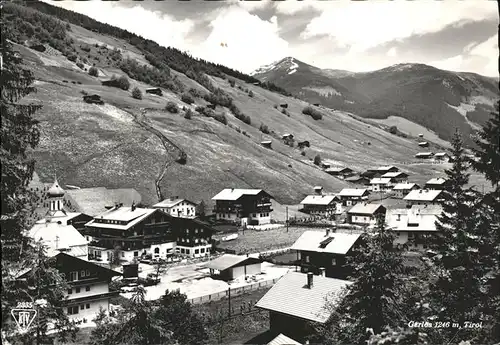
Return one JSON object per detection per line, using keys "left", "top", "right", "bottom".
{"left": 252, "top": 57, "right": 498, "bottom": 145}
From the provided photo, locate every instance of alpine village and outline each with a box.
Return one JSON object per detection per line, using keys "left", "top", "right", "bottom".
{"left": 1, "top": 1, "right": 499, "bottom": 345}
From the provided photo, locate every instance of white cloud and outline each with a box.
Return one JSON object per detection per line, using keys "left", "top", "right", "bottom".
{"left": 387, "top": 47, "right": 398, "bottom": 58}
{"left": 300, "top": 1, "right": 497, "bottom": 53}
{"left": 47, "top": 1, "right": 194, "bottom": 51}
{"left": 428, "top": 35, "right": 498, "bottom": 77}
{"left": 192, "top": 6, "right": 290, "bottom": 73}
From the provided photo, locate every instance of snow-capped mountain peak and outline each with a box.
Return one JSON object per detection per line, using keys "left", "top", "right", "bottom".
{"left": 250, "top": 57, "right": 299, "bottom": 76}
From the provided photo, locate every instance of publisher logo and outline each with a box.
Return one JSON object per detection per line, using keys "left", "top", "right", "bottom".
{"left": 11, "top": 302, "right": 37, "bottom": 333}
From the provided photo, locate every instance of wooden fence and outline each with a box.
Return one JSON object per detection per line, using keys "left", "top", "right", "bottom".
{"left": 187, "top": 277, "right": 280, "bottom": 305}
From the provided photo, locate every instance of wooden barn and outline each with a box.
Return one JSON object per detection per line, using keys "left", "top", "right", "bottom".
{"left": 145, "top": 87, "right": 162, "bottom": 96}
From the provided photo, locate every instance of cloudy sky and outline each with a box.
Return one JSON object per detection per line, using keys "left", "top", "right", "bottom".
{"left": 50, "top": 0, "right": 498, "bottom": 77}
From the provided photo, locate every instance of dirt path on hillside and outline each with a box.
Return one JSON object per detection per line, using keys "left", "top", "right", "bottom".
{"left": 122, "top": 108, "right": 187, "bottom": 202}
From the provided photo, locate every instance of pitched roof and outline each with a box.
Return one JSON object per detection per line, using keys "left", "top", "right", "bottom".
{"left": 268, "top": 333, "right": 301, "bottom": 345}
{"left": 85, "top": 207, "right": 158, "bottom": 230}
{"left": 404, "top": 189, "right": 443, "bottom": 202}
{"left": 416, "top": 152, "right": 434, "bottom": 157}
{"left": 212, "top": 189, "right": 269, "bottom": 201}
{"left": 291, "top": 231, "right": 360, "bottom": 254}
{"left": 347, "top": 203, "right": 385, "bottom": 215}
{"left": 370, "top": 178, "right": 392, "bottom": 185}
{"left": 386, "top": 206, "right": 442, "bottom": 232}
{"left": 255, "top": 272, "right": 352, "bottom": 323}
{"left": 153, "top": 198, "right": 196, "bottom": 208}
{"left": 65, "top": 187, "right": 142, "bottom": 216}
{"left": 205, "top": 254, "right": 261, "bottom": 271}
{"left": 344, "top": 175, "right": 367, "bottom": 182}
{"left": 393, "top": 183, "right": 419, "bottom": 190}
{"left": 375, "top": 165, "right": 398, "bottom": 171}
{"left": 337, "top": 188, "right": 368, "bottom": 197}
{"left": 434, "top": 152, "right": 448, "bottom": 157}
{"left": 325, "top": 167, "right": 352, "bottom": 173}
{"left": 381, "top": 172, "right": 408, "bottom": 178}
{"left": 28, "top": 220, "right": 87, "bottom": 251}
{"left": 426, "top": 178, "right": 447, "bottom": 185}
{"left": 300, "top": 195, "right": 337, "bottom": 206}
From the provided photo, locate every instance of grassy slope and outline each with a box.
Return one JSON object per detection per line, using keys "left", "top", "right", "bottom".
{"left": 17, "top": 22, "right": 483, "bottom": 208}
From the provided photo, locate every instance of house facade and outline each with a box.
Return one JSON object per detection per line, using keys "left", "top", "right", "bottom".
{"left": 336, "top": 188, "right": 370, "bottom": 208}
{"left": 84, "top": 204, "right": 214, "bottom": 262}
{"left": 392, "top": 183, "right": 420, "bottom": 199}
{"left": 291, "top": 229, "right": 361, "bottom": 279}
{"left": 347, "top": 203, "right": 386, "bottom": 226}
{"left": 404, "top": 189, "right": 444, "bottom": 207}
{"left": 299, "top": 194, "right": 338, "bottom": 218}
{"left": 424, "top": 178, "right": 449, "bottom": 190}
{"left": 386, "top": 205, "right": 442, "bottom": 249}
{"left": 255, "top": 272, "right": 352, "bottom": 342}
{"left": 153, "top": 197, "right": 197, "bottom": 218}
{"left": 212, "top": 189, "right": 273, "bottom": 226}
{"left": 370, "top": 178, "right": 393, "bottom": 192}
{"left": 18, "top": 253, "right": 121, "bottom": 323}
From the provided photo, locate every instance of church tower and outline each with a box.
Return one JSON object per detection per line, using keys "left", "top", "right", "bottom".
{"left": 46, "top": 176, "right": 66, "bottom": 218}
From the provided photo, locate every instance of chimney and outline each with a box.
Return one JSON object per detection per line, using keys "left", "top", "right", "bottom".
{"left": 319, "top": 267, "right": 326, "bottom": 277}
{"left": 307, "top": 272, "right": 314, "bottom": 288}
{"left": 325, "top": 228, "right": 330, "bottom": 236}
{"left": 314, "top": 186, "right": 323, "bottom": 195}
{"left": 131, "top": 201, "right": 136, "bottom": 212}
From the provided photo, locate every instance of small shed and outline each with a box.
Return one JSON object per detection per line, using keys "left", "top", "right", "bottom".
{"left": 206, "top": 254, "right": 262, "bottom": 281}
{"left": 83, "top": 94, "right": 104, "bottom": 105}
{"left": 418, "top": 141, "right": 429, "bottom": 148}
{"left": 261, "top": 140, "right": 272, "bottom": 149}
{"left": 280, "top": 103, "right": 288, "bottom": 109}
{"left": 298, "top": 141, "right": 310, "bottom": 149}
{"left": 281, "top": 133, "right": 294, "bottom": 139}
{"left": 415, "top": 152, "right": 434, "bottom": 159}
{"left": 145, "top": 87, "right": 162, "bottom": 96}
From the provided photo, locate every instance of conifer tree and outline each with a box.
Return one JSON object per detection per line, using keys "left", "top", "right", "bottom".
{"left": 471, "top": 101, "right": 500, "bottom": 343}
{"left": 426, "top": 129, "right": 483, "bottom": 341}
{"left": 312, "top": 216, "right": 405, "bottom": 345}
{"left": 1, "top": 15, "right": 77, "bottom": 343}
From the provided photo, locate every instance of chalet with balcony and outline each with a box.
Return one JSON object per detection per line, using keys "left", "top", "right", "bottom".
{"left": 347, "top": 203, "right": 386, "bottom": 226}
{"left": 325, "top": 167, "right": 354, "bottom": 179}
{"left": 392, "top": 183, "right": 420, "bottom": 199}
{"left": 386, "top": 205, "right": 442, "bottom": 249}
{"left": 336, "top": 188, "right": 369, "bottom": 208}
{"left": 424, "top": 178, "right": 449, "bottom": 190}
{"left": 18, "top": 252, "right": 121, "bottom": 324}
{"left": 255, "top": 272, "right": 352, "bottom": 342}
{"left": 291, "top": 229, "right": 361, "bottom": 279}
{"left": 84, "top": 203, "right": 214, "bottom": 262}
{"left": 173, "top": 217, "right": 214, "bottom": 257}
{"left": 153, "top": 197, "right": 197, "bottom": 218}
{"left": 212, "top": 189, "right": 273, "bottom": 226}
{"left": 403, "top": 189, "right": 444, "bottom": 207}
{"left": 299, "top": 194, "right": 338, "bottom": 218}
{"left": 369, "top": 178, "right": 393, "bottom": 193}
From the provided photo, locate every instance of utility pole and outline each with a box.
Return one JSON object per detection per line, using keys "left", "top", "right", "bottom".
{"left": 286, "top": 206, "right": 289, "bottom": 233}
{"left": 227, "top": 287, "right": 231, "bottom": 316}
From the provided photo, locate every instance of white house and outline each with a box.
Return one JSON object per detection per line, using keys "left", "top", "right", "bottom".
{"left": 370, "top": 178, "right": 393, "bottom": 192}
{"left": 347, "top": 203, "right": 386, "bottom": 226}
{"left": 300, "top": 194, "right": 338, "bottom": 217}
{"left": 153, "top": 197, "right": 197, "bottom": 218}
{"left": 403, "top": 189, "right": 444, "bottom": 207}
{"left": 386, "top": 205, "right": 442, "bottom": 249}
{"left": 392, "top": 183, "right": 420, "bottom": 199}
